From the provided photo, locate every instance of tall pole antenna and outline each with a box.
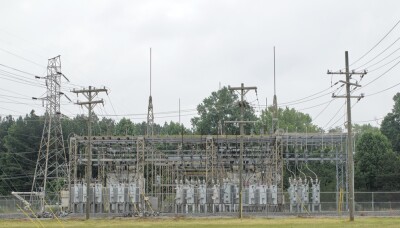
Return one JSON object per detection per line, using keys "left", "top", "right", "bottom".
{"left": 150, "top": 47, "right": 152, "bottom": 96}
{"left": 272, "top": 46, "right": 278, "bottom": 133}
{"left": 273, "top": 46, "right": 276, "bottom": 96}
{"left": 147, "top": 48, "right": 154, "bottom": 137}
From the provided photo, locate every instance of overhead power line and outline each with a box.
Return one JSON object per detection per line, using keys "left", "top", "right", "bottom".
{"left": 0, "top": 63, "right": 38, "bottom": 76}
{"left": 278, "top": 83, "right": 339, "bottom": 106}
{"left": 355, "top": 36, "right": 400, "bottom": 70}
{"left": 0, "top": 93, "right": 34, "bottom": 101}
{"left": 312, "top": 99, "right": 335, "bottom": 120}
{"left": 325, "top": 101, "right": 360, "bottom": 131}
{"left": 353, "top": 117, "right": 384, "bottom": 124}
{"left": 350, "top": 18, "right": 400, "bottom": 67}
{"left": 361, "top": 59, "right": 400, "bottom": 89}
{"left": 358, "top": 44, "right": 400, "bottom": 72}
{"left": 0, "top": 68, "right": 41, "bottom": 84}
{"left": 367, "top": 80, "right": 400, "bottom": 97}
{"left": 97, "top": 108, "right": 197, "bottom": 117}
{"left": 368, "top": 53, "right": 400, "bottom": 72}
{"left": 0, "top": 47, "right": 44, "bottom": 68}
{"left": 0, "top": 72, "right": 46, "bottom": 88}
{"left": 323, "top": 101, "right": 346, "bottom": 130}
{"left": 278, "top": 84, "right": 343, "bottom": 107}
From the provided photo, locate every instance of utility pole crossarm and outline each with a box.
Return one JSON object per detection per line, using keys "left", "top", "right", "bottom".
{"left": 327, "top": 70, "right": 367, "bottom": 75}
{"left": 75, "top": 100, "right": 104, "bottom": 106}
{"left": 224, "top": 120, "right": 258, "bottom": 124}
{"left": 338, "top": 80, "right": 361, "bottom": 87}
{"left": 228, "top": 86, "right": 258, "bottom": 90}
{"left": 72, "top": 87, "right": 107, "bottom": 94}
{"left": 332, "top": 95, "right": 364, "bottom": 99}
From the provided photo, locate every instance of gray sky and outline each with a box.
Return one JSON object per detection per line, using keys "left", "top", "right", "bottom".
{"left": 0, "top": 0, "right": 400, "bottom": 131}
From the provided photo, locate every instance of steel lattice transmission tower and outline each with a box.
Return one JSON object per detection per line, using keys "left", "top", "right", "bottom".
{"left": 31, "top": 55, "right": 69, "bottom": 210}
{"left": 147, "top": 94, "right": 154, "bottom": 135}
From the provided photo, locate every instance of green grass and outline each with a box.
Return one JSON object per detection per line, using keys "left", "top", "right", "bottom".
{"left": 1, "top": 217, "right": 400, "bottom": 228}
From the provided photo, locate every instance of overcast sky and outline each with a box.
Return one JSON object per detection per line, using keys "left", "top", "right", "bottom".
{"left": 0, "top": 0, "right": 400, "bottom": 132}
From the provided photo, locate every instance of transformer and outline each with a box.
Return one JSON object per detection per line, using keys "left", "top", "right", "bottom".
{"left": 311, "top": 178, "right": 321, "bottom": 212}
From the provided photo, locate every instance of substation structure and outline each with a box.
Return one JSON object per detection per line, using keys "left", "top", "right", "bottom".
{"left": 67, "top": 132, "right": 348, "bottom": 215}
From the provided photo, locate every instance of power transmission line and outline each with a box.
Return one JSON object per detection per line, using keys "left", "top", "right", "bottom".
{"left": 354, "top": 36, "right": 400, "bottom": 70}
{"left": 0, "top": 86, "right": 34, "bottom": 98}
{"left": 0, "top": 94, "right": 33, "bottom": 100}
{"left": 312, "top": 86, "right": 345, "bottom": 121}
{"left": 0, "top": 63, "right": 38, "bottom": 76}
{"left": 279, "top": 83, "right": 339, "bottom": 106}
{"left": 361, "top": 59, "right": 400, "bottom": 89}
{"left": 0, "top": 47, "right": 44, "bottom": 68}
{"left": 350, "top": 18, "right": 400, "bottom": 67}
{"left": 278, "top": 84, "right": 343, "bottom": 107}
{"left": 0, "top": 62, "right": 78, "bottom": 93}
{"left": 96, "top": 108, "right": 197, "bottom": 117}
{"left": 367, "top": 80, "right": 400, "bottom": 97}
{"left": 0, "top": 72, "right": 46, "bottom": 88}
{"left": 312, "top": 100, "right": 336, "bottom": 120}
{"left": 0, "top": 106, "right": 28, "bottom": 114}
{"left": 326, "top": 101, "right": 360, "bottom": 131}
{"left": 368, "top": 54, "right": 400, "bottom": 73}
{"left": 361, "top": 46, "right": 400, "bottom": 71}
{"left": 353, "top": 117, "right": 384, "bottom": 124}
{"left": 0, "top": 99, "right": 45, "bottom": 107}
{"left": 323, "top": 101, "right": 346, "bottom": 130}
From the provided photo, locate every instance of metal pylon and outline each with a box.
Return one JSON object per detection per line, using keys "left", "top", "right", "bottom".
{"left": 31, "top": 56, "right": 68, "bottom": 211}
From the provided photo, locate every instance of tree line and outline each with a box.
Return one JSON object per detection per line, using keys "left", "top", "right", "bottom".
{"left": 0, "top": 87, "right": 399, "bottom": 195}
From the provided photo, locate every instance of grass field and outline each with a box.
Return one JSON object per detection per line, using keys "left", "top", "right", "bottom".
{"left": 1, "top": 217, "right": 400, "bottom": 228}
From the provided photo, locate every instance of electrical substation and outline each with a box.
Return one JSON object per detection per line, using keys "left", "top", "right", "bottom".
{"left": 12, "top": 54, "right": 352, "bottom": 218}
{"left": 67, "top": 133, "right": 348, "bottom": 216}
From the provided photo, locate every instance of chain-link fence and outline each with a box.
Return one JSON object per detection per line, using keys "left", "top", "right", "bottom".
{"left": 0, "top": 193, "right": 59, "bottom": 214}
{"left": 1, "top": 192, "right": 400, "bottom": 216}
{"left": 0, "top": 198, "right": 18, "bottom": 213}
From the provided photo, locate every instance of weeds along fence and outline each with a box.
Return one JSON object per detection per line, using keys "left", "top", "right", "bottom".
{"left": 1, "top": 192, "right": 400, "bottom": 215}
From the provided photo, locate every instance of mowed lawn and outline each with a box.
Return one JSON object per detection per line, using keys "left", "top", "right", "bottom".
{"left": 1, "top": 217, "right": 400, "bottom": 228}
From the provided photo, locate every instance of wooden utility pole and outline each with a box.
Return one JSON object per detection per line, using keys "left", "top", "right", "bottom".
{"left": 72, "top": 86, "right": 108, "bottom": 220}
{"left": 328, "top": 51, "right": 366, "bottom": 221}
{"left": 227, "top": 83, "right": 257, "bottom": 219}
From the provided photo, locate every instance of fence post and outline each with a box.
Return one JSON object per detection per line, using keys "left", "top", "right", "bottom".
{"left": 372, "top": 192, "right": 374, "bottom": 212}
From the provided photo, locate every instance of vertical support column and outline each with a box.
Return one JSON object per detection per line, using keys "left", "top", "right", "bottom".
{"left": 69, "top": 137, "right": 78, "bottom": 212}
{"left": 344, "top": 52, "right": 355, "bottom": 221}
{"left": 136, "top": 137, "right": 145, "bottom": 212}
{"left": 327, "top": 51, "right": 366, "bottom": 221}
{"left": 274, "top": 133, "right": 283, "bottom": 208}
{"left": 227, "top": 83, "right": 257, "bottom": 219}
{"left": 206, "top": 137, "right": 215, "bottom": 185}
